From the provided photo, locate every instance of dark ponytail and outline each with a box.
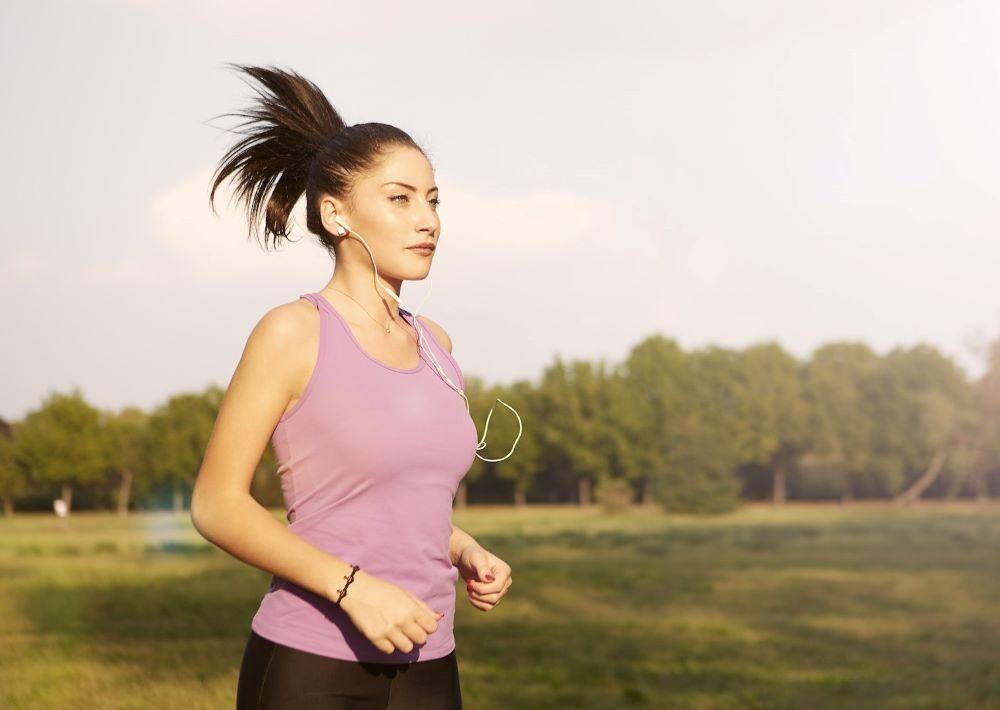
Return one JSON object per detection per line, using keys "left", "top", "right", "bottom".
{"left": 207, "top": 63, "right": 425, "bottom": 252}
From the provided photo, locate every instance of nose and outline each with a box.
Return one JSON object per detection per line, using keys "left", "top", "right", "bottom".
{"left": 417, "top": 208, "right": 438, "bottom": 235}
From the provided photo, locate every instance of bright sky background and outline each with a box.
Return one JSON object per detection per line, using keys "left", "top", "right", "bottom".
{"left": 2, "top": 0, "right": 999, "bottom": 420}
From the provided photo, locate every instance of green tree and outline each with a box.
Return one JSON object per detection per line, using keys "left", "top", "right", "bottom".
{"left": 969, "top": 338, "right": 1000, "bottom": 500}
{"left": 104, "top": 406, "right": 150, "bottom": 516}
{"left": 801, "top": 342, "right": 880, "bottom": 501}
{"left": 617, "top": 335, "right": 688, "bottom": 506}
{"left": 146, "top": 386, "right": 224, "bottom": 511}
{"left": 13, "top": 388, "right": 107, "bottom": 512}
{"left": 868, "top": 345, "right": 977, "bottom": 504}
{"left": 0, "top": 418, "right": 28, "bottom": 516}
{"left": 535, "top": 358, "right": 618, "bottom": 505}
{"left": 657, "top": 346, "right": 747, "bottom": 514}
{"left": 737, "top": 342, "right": 810, "bottom": 504}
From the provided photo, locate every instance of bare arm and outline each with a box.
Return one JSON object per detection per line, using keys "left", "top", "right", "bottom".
{"left": 449, "top": 524, "right": 481, "bottom": 566}
{"left": 190, "top": 301, "right": 360, "bottom": 602}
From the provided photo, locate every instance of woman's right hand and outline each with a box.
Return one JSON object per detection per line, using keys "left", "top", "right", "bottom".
{"left": 336, "top": 570, "right": 445, "bottom": 655}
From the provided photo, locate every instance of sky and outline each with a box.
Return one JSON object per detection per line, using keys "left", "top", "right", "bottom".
{"left": 2, "top": 0, "right": 999, "bottom": 421}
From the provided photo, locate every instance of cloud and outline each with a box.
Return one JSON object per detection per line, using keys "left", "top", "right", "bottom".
{"left": 149, "top": 166, "right": 325, "bottom": 279}
{"left": 3, "top": 252, "right": 46, "bottom": 278}
{"left": 684, "top": 239, "right": 730, "bottom": 286}
{"left": 434, "top": 178, "right": 644, "bottom": 255}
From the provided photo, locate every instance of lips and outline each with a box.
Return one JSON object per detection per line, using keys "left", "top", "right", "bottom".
{"left": 408, "top": 243, "right": 435, "bottom": 251}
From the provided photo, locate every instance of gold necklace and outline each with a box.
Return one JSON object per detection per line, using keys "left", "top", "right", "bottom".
{"left": 327, "top": 287, "right": 402, "bottom": 336}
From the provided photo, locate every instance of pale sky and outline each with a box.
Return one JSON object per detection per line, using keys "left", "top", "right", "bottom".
{"left": 2, "top": 0, "right": 999, "bottom": 420}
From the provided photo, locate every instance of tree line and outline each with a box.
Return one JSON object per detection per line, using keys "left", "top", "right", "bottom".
{"left": 2, "top": 334, "right": 998, "bottom": 516}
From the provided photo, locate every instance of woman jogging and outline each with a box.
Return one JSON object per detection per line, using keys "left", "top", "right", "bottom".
{"left": 191, "top": 64, "right": 514, "bottom": 709}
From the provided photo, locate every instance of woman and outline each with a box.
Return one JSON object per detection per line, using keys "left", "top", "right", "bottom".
{"left": 191, "top": 64, "right": 514, "bottom": 709}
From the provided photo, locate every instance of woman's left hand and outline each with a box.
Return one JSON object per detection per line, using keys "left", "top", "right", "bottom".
{"left": 456, "top": 544, "right": 512, "bottom": 612}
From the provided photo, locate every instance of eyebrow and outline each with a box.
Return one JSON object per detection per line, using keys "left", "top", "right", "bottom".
{"left": 381, "top": 181, "right": 439, "bottom": 194}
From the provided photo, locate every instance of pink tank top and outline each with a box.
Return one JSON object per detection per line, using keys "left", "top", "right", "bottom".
{"left": 250, "top": 292, "right": 479, "bottom": 663}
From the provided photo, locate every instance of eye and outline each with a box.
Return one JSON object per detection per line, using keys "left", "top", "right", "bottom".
{"left": 390, "top": 194, "right": 409, "bottom": 203}
{"left": 430, "top": 198, "right": 442, "bottom": 207}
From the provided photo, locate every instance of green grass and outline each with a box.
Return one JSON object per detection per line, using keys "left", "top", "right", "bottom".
{"left": 1, "top": 503, "right": 999, "bottom": 709}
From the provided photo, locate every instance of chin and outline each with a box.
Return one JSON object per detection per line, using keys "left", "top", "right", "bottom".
{"left": 391, "top": 265, "right": 431, "bottom": 281}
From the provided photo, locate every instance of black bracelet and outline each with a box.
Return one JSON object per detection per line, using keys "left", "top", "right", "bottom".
{"left": 333, "top": 564, "right": 360, "bottom": 606}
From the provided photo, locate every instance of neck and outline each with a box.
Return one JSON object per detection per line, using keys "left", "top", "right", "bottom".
{"left": 325, "top": 260, "right": 404, "bottom": 321}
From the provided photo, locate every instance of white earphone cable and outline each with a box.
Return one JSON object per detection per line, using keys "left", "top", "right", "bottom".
{"left": 333, "top": 217, "right": 523, "bottom": 463}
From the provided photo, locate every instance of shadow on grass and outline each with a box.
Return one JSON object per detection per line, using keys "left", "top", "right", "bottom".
{"left": 6, "top": 512, "right": 1000, "bottom": 708}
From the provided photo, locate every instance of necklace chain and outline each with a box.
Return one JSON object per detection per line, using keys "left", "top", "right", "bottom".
{"left": 326, "top": 287, "right": 416, "bottom": 341}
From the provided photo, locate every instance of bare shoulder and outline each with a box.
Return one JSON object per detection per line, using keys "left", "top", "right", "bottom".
{"left": 248, "top": 297, "right": 318, "bottom": 353}
{"left": 414, "top": 314, "right": 453, "bottom": 354}
{"left": 235, "top": 298, "right": 319, "bottom": 395}
{"left": 234, "top": 297, "right": 320, "bottom": 412}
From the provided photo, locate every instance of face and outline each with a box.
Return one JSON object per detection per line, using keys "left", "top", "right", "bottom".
{"left": 321, "top": 145, "right": 441, "bottom": 282}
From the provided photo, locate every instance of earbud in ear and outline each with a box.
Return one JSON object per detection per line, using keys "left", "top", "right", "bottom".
{"left": 333, "top": 216, "right": 348, "bottom": 237}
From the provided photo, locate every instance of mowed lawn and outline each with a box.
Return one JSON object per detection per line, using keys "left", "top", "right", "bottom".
{"left": 1, "top": 502, "right": 999, "bottom": 709}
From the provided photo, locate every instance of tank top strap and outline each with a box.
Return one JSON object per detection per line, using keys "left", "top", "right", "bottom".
{"left": 299, "top": 291, "right": 350, "bottom": 351}
{"left": 301, "top": 292, "right": 341, "bottom": 327}
{"left": 299, "top": 292, "right": 323, "bottom": 311}
{"left": 297, "top": 291, "right": 346, "bottom": 354}
{"left": 406, "top": 310, "right": 466, "bottom": 389}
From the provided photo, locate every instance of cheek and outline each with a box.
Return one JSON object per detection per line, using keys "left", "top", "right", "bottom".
{"left": 378, "top": 205, "right": 413, "bottom": 233}
{"left": 354, "top": 206, "right": 403, "bottom": 246}
{"left": 363, "top": 202, "right": 395, "bottom": 226}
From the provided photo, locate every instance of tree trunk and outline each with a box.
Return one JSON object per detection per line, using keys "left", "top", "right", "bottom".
{"left": 772, "top": 464, "right": 786, "bottom": 505}
{"left": 172, "top": 484, "right": 184, "bottom": 512}
{"left": 578, "top": 478, "right": 591, "bottom": 506}
{"left": 639, "top": 477, "right": 654, "bottom": 506}
{"left": 841, "top": 477, "right": 853, "bottom": 505}
{"left": 513, "top": 487, "right": 526, "bottom": 508}
{"left": 973, "top": 468, "right": 990, "bottom": 502}
{"left": 454, "top": 480, "right": 467, "bottom": 508}
{"left": 3, "top": 497, "right": 12, "bottom": 517}
{"left": 61, "top": 484, "right": 73, "bottom": 511}
{"left": 893, "top": 450, "right": 947, "bottom": 506}
{"left": 117, "top": 469, "right": 133, "bottom": 517}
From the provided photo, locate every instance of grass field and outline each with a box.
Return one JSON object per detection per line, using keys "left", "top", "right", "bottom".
{"left": 1, "top": 502, "right": 998, "bottom": 709}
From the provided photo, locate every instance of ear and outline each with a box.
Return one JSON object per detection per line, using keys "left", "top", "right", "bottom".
{"left": 318, "top": 193, "right": 349, "bottom": 236}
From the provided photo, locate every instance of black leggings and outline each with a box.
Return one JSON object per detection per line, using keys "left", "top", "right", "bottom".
{"left": 236, "top": 630, "right": 464, "bottom": 709}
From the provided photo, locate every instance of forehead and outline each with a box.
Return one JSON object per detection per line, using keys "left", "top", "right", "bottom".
{"left": 365, "top": 146, "right": 434, "bottom": 187}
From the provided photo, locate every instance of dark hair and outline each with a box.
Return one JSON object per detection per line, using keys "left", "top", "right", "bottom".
{"left": 207, "top": 63, "right": 427, "bottom": 252}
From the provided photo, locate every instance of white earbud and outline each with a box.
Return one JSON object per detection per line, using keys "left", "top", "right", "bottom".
{"left": 330, "top": 214, "right": 522, "bottom": 463}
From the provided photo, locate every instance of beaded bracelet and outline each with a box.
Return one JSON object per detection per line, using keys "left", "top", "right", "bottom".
{"left": 333, "top": 564, "right": 360, "bottom": 606}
